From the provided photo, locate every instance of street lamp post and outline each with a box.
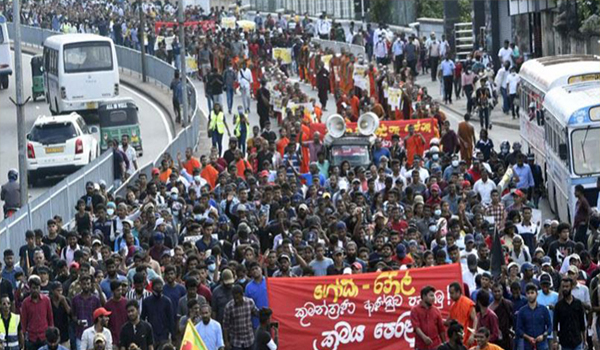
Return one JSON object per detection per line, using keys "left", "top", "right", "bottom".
{"left": 178, "top": 0, "right": 188, "bottom": 126}
{"left": 138, "top": 0, "right": 147, "bottom": 82}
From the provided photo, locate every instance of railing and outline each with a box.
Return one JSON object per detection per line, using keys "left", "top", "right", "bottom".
{"left": 0, "top": 24, "right": 202, "bottom": 247}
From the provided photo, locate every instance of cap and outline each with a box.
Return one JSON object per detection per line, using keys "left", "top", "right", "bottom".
{"left": 414, "top": 195, "right": 424, "bottom": 205}
{"left": 333, "top": 248, "right": 344, "bottom": 256}
{"left": 336, "top": 221, "right": 347, "bottom": 230}
{"left": 92, "top": 239, "right": 102, "bottom": 246}
{"left": 322, "top": 192, "right": 331, "bottom": 199}
{"left": 568, "top": 265, "right": 579, "bottom": 275}
{"left": 396, "top": 243, "right": 406, "bottom": 258}
{"left": 221, "top": 269, "right": 235, "bottom": 285}
{"left": 170, "top": 187, "right": 179, "bottom": 194}
{"left": 521, "top": 262, "right": 534, "bottom": 273}
{"left": 544, "top": 219, "right": 552, "bottom": 226}
{"left": 507, "top": 261, "right": 519, "bottom": 272}
{"left": 151, "top": 167, "right": 160, "bottom": 175}
{"left": 70, "top": 262, "right": 80, "bottom": 270}
{"left": 352, "top": 178, "right": 361, "bottom": 184}
{"left": 94, "top": 333, "right": 107, "bottom": 344}
{"left": 259, "top": 170, "right": 270, "bottom": 178}
{"left": 154, "top": 232, "right": 165, "bottom": 241}
{"left": 278, "top": 254, "right": 291, "bottom": 262}
{"left": 513, "top": 189, "right": 525, "bottom": 197}
{"left": 154, "top": 218, "right": 165, "bottom": 230}
{"left": 430, "top": 184, "right": 440, "bottom": 192}
{"left": 408, "top": 240, "right": 418, "bottom": 247}
{"left": 464, "top": 234, "right": 474, "bottom": 244}
{"left": 237, "top": 204, "right": 248, "bottom": 212}
{"left": 374, "top": 212, "right": 385, "bottom": 220}
{"left": 462, "top": 180, "right": 471, "bottom": 188}
{"left": 541, "top": 256, "right": 552, "bottom": 266}
{"left": 352, "top": 262, "right": 362, "bottom": 270}
{"left": 122, "top": 219, "right": 134, "bottom": 228}
{"left": 540, "top": 273, "right": 552, "bottom": 285}
{"left": 93, "top": 307, "right": 112, "bottom": 321}
{"left": 298, "top": 204, "right": 308, "bottom": 211}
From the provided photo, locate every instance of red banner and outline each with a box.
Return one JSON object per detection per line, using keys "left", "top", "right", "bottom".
{"left": 309, "top": 118, "right": 439, "bottom": 148}
{"left": 155, "top": 20, "right": 215, "bottom": 33}
{"left": 267, "top": 263, "right": 462, "bottom": 350}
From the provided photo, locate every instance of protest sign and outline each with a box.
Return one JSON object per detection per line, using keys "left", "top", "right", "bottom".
{"left": 221, "top": 16, "right": 236, "bottom": 29}
{"left": 273, "top": 48, "right": 293, "bottom": 64}
{"left": 309, "top": 118, "right": 439, "bottom": 148}
{"left": 267, "top": 263, "right": 462, "bottom": 350}
{"left": 353, "top": 64, "right": 368, "bottom": 90}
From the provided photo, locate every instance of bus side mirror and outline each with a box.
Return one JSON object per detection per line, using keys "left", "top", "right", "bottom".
{"left": 89, "top": 126, "right": 99, "bottom": 134}
{"left": 559, "top": 143, "right": 568, "bottom": 160}
{"left": 26, "top": 133, "right": 31, "bottom": 140}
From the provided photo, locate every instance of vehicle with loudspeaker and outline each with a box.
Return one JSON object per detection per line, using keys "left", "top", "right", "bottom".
{"left": 324, "top": 112, "right": 379, "bottom": 168}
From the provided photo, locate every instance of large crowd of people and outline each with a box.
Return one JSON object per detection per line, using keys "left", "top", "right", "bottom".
{"left": 2, "top": 1, "right": 600, "bottom": 350}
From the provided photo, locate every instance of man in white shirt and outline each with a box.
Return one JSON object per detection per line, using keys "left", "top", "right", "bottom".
{"left": 506, "top": 67, "right": 521, "bottom": 119}
{"left": 196, "top": 304, "right": 225, "bottom": 350}
{"left": 498, "top": 40, "right": 513, "bottom": 66}
{"left": 119, "top": 134, "right": 138, "bottom": 176}
{"left": 439, "top": 34, "right": 450, "bottom": 57}
{"left": 316, "top": 14, "right": 330, "bottom": 39}
{"left": 81, "top": 308, "right": 113, "bottom": 350}
{"left": 238, "top": 61, "right": 253, "bottom": 114}
{"left": 374, "top": 35, "right": 389, "bottom": 66}
{"left": 494, "top": 61, "right": 511, "bottom": 115}
{"left": 426, "top": 32, "right": 441, "bottom": 81}
{"left": 473, "top": 170, "right": 496, "bottom": 206}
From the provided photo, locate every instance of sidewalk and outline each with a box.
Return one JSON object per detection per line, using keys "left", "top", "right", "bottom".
{"left": 414, "top": 74, "right": 520, "bottom": 130}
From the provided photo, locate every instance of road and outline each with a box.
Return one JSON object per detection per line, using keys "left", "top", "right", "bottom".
{"left": 0, "top": 53, "right": 172, "bottom": 200}
{"left": 192, "top": 71, "right": 555, "bottom": 220}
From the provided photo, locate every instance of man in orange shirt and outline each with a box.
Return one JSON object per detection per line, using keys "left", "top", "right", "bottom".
{"left": 404, "top": 124, "right": 426, "bottom": 167}
{"left": 350, "top": 90, "right": 360, "bottom": 121}
{"left": 470, "top": 327, "right": 504, "bottom": 350}
{"left": 199, "top": 155, "right": 218, "bottom": 189}
{"left": 448, "top": 282, "right": 478, "bottom": 347}
{"left": 276, "top": 128, "right": 290, "bottom": 156}
{"left": 179, "top": 147, "right": 200, "bottom": 175}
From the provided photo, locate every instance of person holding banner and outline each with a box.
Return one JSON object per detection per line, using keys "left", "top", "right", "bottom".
{"left": 238, "top": 62, "right": 254, "bottom": 114}
{"left": 448, "top": 282, "right": 478, "bottom": 347}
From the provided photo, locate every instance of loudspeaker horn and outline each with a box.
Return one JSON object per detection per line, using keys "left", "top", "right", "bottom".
{"left": 357, "top": 112, "right": 380, "bottom": 136}
{"left": 326, "top": 114, "right": 346, "bottom": 138}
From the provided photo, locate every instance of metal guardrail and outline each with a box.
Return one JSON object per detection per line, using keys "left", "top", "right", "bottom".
{"left": 0, "top": 24, "right": 201, "bottom": 247}
{"left": 311, "top": 37, "right": 366, "bottom": 57}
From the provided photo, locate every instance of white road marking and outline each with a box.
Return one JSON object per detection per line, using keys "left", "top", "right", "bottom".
{"left": 121, "top": 85, "right": 173, "bottom": 142}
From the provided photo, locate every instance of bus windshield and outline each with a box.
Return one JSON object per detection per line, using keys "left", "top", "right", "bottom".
{"left": 63, "top": 41, "right": 113, "bottom": 73}
{"left": 331, "top": 145, "right": 371, "bottom": 167}
{"left": 572, "top": 127, "right": 600, "bottom": 175}
{"left": 0, "top": 26, "right": 5, "bottom": 44}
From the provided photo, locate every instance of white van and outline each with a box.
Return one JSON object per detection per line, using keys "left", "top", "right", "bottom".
{"left": 0, "top": 15, "right": 13, "bottom": 89}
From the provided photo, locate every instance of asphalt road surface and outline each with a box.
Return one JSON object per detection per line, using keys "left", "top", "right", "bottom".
{"left": 0, "top": 53, "right": 172, "bottom": 201}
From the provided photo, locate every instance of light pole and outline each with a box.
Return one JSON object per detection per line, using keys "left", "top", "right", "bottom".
{"left": 11, "top": 0, "right": 29, "bottom": 206}
{"left": 178, "top": 0, "right": 188, "bottom": 126}
{"left": 138, "top": 0, "right": 147, "bottom": 82}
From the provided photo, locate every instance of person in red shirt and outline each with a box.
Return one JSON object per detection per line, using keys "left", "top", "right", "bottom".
{"left": 426, "top": 184, "right": 443, "bottom": 206}
{"left": 21, "top": 276, "right": 54, "bottom": 348}
{"left": 104, "top": 280, "right": 128, "bottom": 346}
{"left": 350, "top": 90, "right": 360, "bottom": 121}
{"left": 410, "top": 285, "right": 446, "bottom": 350}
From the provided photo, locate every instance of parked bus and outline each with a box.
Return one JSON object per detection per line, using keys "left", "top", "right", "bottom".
{"left": 542, "top": 81, "right": 600, "bottom": 224}
{"left": 43, "top": 34, "right": 119, "bottom": 114}
{"left": 518, "top": 55, "right": 600, "bottom": 170}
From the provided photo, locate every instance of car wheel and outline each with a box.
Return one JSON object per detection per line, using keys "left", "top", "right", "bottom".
{"left": 28, "top": 171, "right": 37, "bottom": 187}
{"left": 0, "top": 75, "right": 8, "bottom": 89}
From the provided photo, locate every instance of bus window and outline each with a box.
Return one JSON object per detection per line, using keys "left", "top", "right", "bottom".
{"left": 63, "top": 42, "right": 113, "bottom": 73}
{"left": 0, "top": 25, "right": 4, "bottom": 44}
{"left": 571, "top": 127, "right": 600, "bottom": 175}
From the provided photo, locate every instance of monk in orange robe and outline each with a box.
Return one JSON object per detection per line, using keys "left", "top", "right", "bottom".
{"left": 448, "top": 284, "right": 478, "bottom": 347}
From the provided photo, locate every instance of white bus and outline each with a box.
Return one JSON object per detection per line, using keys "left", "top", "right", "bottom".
{"left": 0, "top": 15, "right": 12, "bottom": 89}
{"left": 543, "top": 81, "right": 600, "bottom": 224}
{"left": 43, "top": 34, "right": 119, "bottom": 114}
{"left": 518, "top": 55, "right": 600, "bottom": 169}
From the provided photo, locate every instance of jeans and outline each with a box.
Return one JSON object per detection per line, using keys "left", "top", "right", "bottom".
{"left": 430, "top": 56, "right": 439, "bottom": 80}
{"left": 561, "top": 342, "right": 584, "bottom": 350}
{"left": 26, "top": 339, "right": 46, "bottom": 350}
{"left": 206, "top": 94, "right": 214, "bottom": 112}
{"left": 239, "top": 133, "right": 247, "bottom": 155}
{"left": 174, "top": 54, "right": 181, "bottom": 71}
{"left": 454, "top": 77, "right": 462, "bottom": 98}
{"left": 443, "top": 75, "right": 453, "bottom": 102}
{"left": 212, "top": 132, "right": 224, "bottom": 155}
{"left": 225, "top": 87, "right": 235, "bottom": 113}
{"left": 509, "top": 93, "right": 519, "bottom": 117}
{"left": 464, "top": 85, "right": 474, "bottom": 113}
{"left": 213, "top": 93, "right": 223, "bottom": 108}
{"left": 501, "top": 87, "right": 509, "bottom": 113}
{"left": 240, "top": 87, "right": 251, "bottom": 113}
{"left": 479, "top": 106, "right": 490, "bottom": 129}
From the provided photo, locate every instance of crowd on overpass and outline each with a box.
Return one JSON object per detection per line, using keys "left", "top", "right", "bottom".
{"left": 2, "top": 2, "right": 600, "bottom": 350}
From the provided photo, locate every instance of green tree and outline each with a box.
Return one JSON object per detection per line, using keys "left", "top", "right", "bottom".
{"left": 416, "top": 0, "right": 444, "bottom": 18}
{"left": 370, "top": 0, "right": 393, "bottom": 23}
{"left": 459, "top": 0, "right": 472, "bottom": 22}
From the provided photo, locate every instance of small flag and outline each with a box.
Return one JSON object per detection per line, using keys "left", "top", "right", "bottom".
{"left": 180, "top": 320, "right": 209, "bottom": 350}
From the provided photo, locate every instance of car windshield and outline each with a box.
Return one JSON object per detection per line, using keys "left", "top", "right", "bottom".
{"left": 30, "top": 122, "right": 77, "bottom": 144}
{"left": 63, "top": 41, "right": 113, "bottom": 73}
{"left": 571, "top": 127, "right": 600, "bottom": 176}
{"left": 331, "top": 145, "right": 371, "bottom": 167}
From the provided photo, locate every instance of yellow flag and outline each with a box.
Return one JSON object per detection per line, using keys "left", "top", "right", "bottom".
{"left": 180, "top": 320, "right": 209, "bottom": 350}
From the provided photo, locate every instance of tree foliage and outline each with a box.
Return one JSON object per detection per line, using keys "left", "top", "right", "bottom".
{"left": 416, "top": 0, "right": 444, "bottom": 19}
{"left": 369, "top": 0, "right": 393, "bottom": 24}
